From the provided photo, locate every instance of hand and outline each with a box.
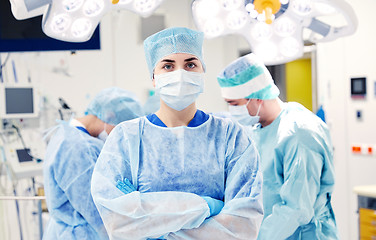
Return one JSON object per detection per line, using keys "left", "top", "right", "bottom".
{"left": 202, "top": 196, "right": 224, "bottom": 218}
{"left": 116, "top": 178, "right": 136, "bottom": 194}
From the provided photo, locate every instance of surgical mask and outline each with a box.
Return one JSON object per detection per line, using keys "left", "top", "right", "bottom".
{"left": 229, "top": 100, "right": 261, "bottom": 127}
{"left": 154, "top": 69, "right": 204, "bottom": 111}
{"left": 98, "top": 130, "right": 108, "bottom": 141}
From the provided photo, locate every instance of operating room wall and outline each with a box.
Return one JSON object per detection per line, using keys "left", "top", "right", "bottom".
{"left": 316, "top": 1, "right": 376, "bottom": 240}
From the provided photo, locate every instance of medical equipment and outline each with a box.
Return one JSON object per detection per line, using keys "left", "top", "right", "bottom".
{"left": 0, "top": 129, "right": 44, "bottom": 179}
{"left": 192, "top": 0, "right": 358, "bottom": 65}
{"left": 0, "top": 85, "right": 38, "bottom": 119}
{"left": 0, "top": 0, "right": 101, "bottom": 52}
{"left": 8, "top": 0, "right": 166, "bottom": 42}
{"left": 351, "top": 77, "right": 366, "bottom": 99}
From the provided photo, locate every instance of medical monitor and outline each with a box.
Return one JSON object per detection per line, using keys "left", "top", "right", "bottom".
{"left": 0, "top": 86, "right": 38, "bottom": 119}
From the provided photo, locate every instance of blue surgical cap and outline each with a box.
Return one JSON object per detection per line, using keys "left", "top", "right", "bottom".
{"left": 217, "top": 53, "right": 280, "bottom": 100}
{"left": 143, "top": 27, "right": 206, "bottom": 78}
{"left": 85, "top": 87, "right": 144, "bottom": 125}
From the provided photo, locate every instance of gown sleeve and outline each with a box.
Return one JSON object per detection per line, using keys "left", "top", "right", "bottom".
{"left": 91, "top": 121, "right": 211, "bottom": 240}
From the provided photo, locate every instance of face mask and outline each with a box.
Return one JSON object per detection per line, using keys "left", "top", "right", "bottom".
{"left": 98, "top": 130, "right": 108, "bottom": 141}
{"left": 154, "top": 69, "right": 204, "bottom": 111}
{"left": 229, "top": 100, "right": 261, "bottom": 127}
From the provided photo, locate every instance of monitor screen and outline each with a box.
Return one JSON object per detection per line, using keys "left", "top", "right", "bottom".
{"left": 0, "top": 0, "right": 100, "bottom": 52}
{"left": 16, "top": 148, "right": 33, "bottom": 163}
{"left": 5, "top": 87, "right": 34, "bottom": 114}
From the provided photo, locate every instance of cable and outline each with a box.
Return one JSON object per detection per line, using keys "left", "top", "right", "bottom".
{"left": 0, "top": 53, "right": 11, "bottom": 83}
{"left": 11, "top": 125, "right": 42, "bottom": 163}
{"left": 0, "top": 53, "right": 10, "bottom": 69}
{"left": 58, "top": 97, "right": 71, "bottom": 110}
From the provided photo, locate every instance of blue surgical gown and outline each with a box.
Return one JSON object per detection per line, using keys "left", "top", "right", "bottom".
{"left": 253, "top": 102, "right": 338, "bottom": 240}
{"left": 91, "top": 113, "right": 263, "bottom": 240}
{"left": 43, "top": 122, "right": 108, "bottom": 240}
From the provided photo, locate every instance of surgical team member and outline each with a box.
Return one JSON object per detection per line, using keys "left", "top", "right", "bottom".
{"left": 216, "top": 53, "right": 338, "bottom": 239}
{"left": 91, "top": 27, "right": 263, "bottom": 240}
{"left": 43, "top": 87, "right": 144, "bottom": 240}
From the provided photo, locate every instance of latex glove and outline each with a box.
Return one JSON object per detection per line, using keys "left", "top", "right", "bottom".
{"left": 116, "top": 178, "right": 136, "bottom": 194}
{"left": 202, "top": 196, "right": 224, "bottom": 218}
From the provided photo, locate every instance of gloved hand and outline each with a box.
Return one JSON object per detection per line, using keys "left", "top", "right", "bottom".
{"left": 116, "top": 178, "right": 136, "bottom": 194}
{"left": 202, "top": 196, "right": 224, "bottom": 218}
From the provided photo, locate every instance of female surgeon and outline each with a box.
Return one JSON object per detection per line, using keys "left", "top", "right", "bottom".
{"left": 91, "top": 27, "right": 263, "bottom": 240}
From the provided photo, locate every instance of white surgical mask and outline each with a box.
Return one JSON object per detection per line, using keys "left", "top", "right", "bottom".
{"left": 229, "top": 100, "right": 261, "bottom": 127}
{"left": 98, "top": 130, "right": 108, "bottom": 141}
{"left": 154, "top": 69, "right": 204, "bottom": 111}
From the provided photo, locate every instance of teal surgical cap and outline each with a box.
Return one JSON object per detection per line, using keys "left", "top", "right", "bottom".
{"left": 143, "top": 27, "right": 206, "bottom": 78}
{"left": 217, "top": 53, "right": 280, "bottom": 100}
{"left": 85, "top": 87, "right": 144, "bottom": 125}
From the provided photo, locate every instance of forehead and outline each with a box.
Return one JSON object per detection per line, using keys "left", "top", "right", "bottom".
{"left": 157, "top": 53, "right": 199, "bottom": 63}
{"left": 225, "top": 98, "right": 248, "bottom": 105}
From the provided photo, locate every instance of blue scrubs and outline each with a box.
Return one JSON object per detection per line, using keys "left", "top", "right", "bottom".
{"left": 43, "top": 122, "right": 108, "bottom": 240}
{"left": 254, "top": 103, "right": 338, "bottom": 240}
{"left": 91, "top": 110, "right": 263, "bottom": 240}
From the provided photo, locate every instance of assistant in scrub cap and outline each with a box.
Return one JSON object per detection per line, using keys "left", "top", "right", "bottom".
{"left": 143, "top": 27, "right": 206, "bottom": 78}
{"left": 85, "top": 87, "right": 144, "bottom": 125}
{"left": 217, "top": 53, "right": 280, "bottom": 100}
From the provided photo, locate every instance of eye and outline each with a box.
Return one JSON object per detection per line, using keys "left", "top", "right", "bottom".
{"left": 163, "top": 64, "right": 173, "bottom": 71}
{"left": 186, "top": 62, "right": 197, "bottom": 69}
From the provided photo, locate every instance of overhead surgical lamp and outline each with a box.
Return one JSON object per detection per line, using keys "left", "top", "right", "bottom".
{"left": 9, "top": 0, "right": 50, "bottom": 20}
{"left": 192, "top": 0, "right": 358, "bottom": 65}
{"left": 8, "top": 0, "right": 165, "bottom": 42}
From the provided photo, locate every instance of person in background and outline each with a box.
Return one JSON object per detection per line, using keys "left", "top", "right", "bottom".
{"left": 216, "top": 53, "right": 338, "bottom": 240}
{"left": 91, "top": 27, "right": 263, "bottom": 240}
{"left": 43, "top": 87, "right": 144, "bottom": 240}
{"left": 143, "top": 91, "right": 161, "bottom": 115}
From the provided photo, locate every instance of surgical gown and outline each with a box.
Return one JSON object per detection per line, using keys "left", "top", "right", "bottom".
{"left": 253, "top": 102, "right": 338, "bottom": 240}
{"left": 91, "top": 113, "right": 263, "bottom": 240}
{"left": 43, "top": 122, "right": 108, "bottom": 240}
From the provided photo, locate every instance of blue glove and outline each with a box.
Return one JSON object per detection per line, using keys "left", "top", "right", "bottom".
{"left": 202, "top": 196, "right": 224, "bottom": 218}
{"left": 116, "top": 178, "right": 136, "bottom": 194}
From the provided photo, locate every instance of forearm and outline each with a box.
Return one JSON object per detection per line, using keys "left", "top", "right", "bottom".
{"left": 95, "top": 191, "right": 210, "bottom": 240}
{"left": 167, "top": 198, "right": 263, "bottom": 240}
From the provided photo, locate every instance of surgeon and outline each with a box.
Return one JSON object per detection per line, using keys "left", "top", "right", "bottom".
{"left": 216, "top": 53, "right": 338, "bottom": 239}
{"left": 91, "top": 27, "right": 263, "bottom": 240}
{"left": 43, "top": 87, "right": 144, "bottom": 240}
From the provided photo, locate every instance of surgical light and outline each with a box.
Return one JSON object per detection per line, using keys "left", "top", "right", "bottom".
{"left": 192, "top": 0, "right": 357, "bottom": 65}
{"left": 226, "top": 10, "right": 248, "bottom": 29}
{"left": 279, "top": 37, "right": 300, "bottom": 57}
{"left": 9, "top": 0, "right": 165, "bottom": 42}
{"left": 292, "top": 0, "right": 313, "bottom": 15}
{"left": 51, "top": 14, "right": 71, "bottom": 33}
{"left": 62, "top": 0, "right": 84, "bottom": 12}
{"left": 83, "top": 0, "right": 104, "bottom": 16}
{"left": 71, "top": 18, "right": 92, "bottom": 38}
{"left": 119, "top": 0, "right": 133, "bottom": 4}
{"left": 274, "top": 16, "right": 296, "bottom": 37}
{"left": 252, "top": 22, "right": 272, "bottom": 40}
{"left": 221, "top": 0, "right": 243, "bottom": 10}
{"left": 204, "top": 19, "right": 225, "bottom": 37}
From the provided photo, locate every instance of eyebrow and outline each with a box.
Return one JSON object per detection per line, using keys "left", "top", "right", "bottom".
{"left": 185, "top": 57, "right": 198, "bottom": 62}
{"left": 161, "top": 59, "right": 175, "bottom": 63}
